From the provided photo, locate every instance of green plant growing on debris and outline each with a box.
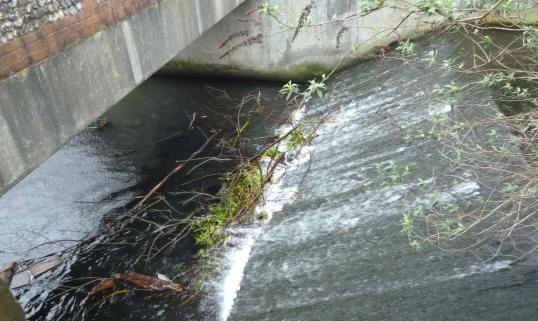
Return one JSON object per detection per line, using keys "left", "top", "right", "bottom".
{"left": 285, "top": 126, "right": 309, "bottom": 150}
{"left": 194, "top": 72, "right": 329, "bottom": 254}
{"left": 193, "top": 164, "right": 262, "bottom": 251}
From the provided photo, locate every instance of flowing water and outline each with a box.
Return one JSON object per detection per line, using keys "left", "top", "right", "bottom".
{"left": 2, "top": 34, "right": 538, "bottom": 320}
{"left": 215, "top": 35, "right": 538, "bottom": 321}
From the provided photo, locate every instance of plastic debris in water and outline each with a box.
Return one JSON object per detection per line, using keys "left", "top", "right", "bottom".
{"left": 156, "top": 273, "right": 171, "bottom": 282}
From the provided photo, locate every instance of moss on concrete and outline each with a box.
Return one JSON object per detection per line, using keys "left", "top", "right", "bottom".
{"left": 485, "top": 10, "right": 538, "bottom": 25}
{"left": 523, "top": 9, "right": 538, "bottom": 23}
{"left": 159, "top": 60, "right": 333, "bottom": 81}
{"left": 160, "top": 33, "right": 405, "bottom": 81}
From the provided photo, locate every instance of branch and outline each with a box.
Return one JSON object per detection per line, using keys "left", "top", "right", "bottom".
{"left": 456, "top": 0, "right": 505, "bottom": 23}
{"left": 134, "top": 131, "right": 220, "bottom": 210}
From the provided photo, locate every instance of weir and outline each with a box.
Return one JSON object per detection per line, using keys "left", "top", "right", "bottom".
{"left": 2, "top": 0, "right": 536, "bottom": 197}
{"left": 208, "top": 35, "right": 538, "bottom": 321}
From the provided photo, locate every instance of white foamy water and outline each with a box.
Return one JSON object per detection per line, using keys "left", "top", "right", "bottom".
{"left": 219, "top": 229, "right": 258, "bottom": 321}
{"left": 202, "top": 104, "right": 317, "bottom": 321}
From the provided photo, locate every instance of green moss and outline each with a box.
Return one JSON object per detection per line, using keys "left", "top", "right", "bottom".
{"left": 285, "top": 126, "right": 308, "bottom": 150}
{"left": 284, "top": 64, "right": 331, "bottom": 80}
{"left": 159, "top": 42, "right": 397, "bottom": 81}
{"left": 484, "top": 9, "right": 538, "bottom": 25}
{"left": 159, "top": 60, "right": 333, "bottom": 81}
{"left": 523, "top": 9, "right": 538, "bottom": 23}
{"left": 193, "top": 163, "right": 262, "bottom": 250}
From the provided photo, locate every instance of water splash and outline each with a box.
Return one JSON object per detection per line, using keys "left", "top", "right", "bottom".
{"left": 219, "top": 229, "right": 259, "bottom": 321}
{"left": 205, "top": 105, "right": 314, "bottom": 321}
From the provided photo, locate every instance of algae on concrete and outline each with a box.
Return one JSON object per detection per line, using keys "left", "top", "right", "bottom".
{"left": 160, "top": 60, "right": 333, "bottom": 81}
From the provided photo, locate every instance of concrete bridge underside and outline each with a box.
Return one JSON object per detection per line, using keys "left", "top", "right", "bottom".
{"left": 0, "top": 0, "right": 245, "bottom": 195}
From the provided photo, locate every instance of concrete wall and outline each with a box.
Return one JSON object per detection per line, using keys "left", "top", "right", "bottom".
{"left": 163, "top": 0, "right": 435, "bottom": 80}
{"left": 0, "top": 0, "right": 246, "bottom": 195}
{"left": 164, "top": 0, "right": 538, "bottom": 80}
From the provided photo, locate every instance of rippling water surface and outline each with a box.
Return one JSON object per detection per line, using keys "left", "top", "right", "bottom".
{"left": 1, "top": 75, "right": 286, "bottom": 320}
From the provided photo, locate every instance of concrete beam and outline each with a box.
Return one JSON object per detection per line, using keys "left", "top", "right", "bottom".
{"left": 0, "top": 0, "right": 246, "bottom": 195}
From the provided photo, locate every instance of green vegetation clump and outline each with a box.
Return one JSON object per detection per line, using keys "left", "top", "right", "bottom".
{"left": 193, "top": 125, "right": 316, "bottom": 254}
{"left": 193, "top": 74, "right": 328, "bottom": 254}
{"left": 262, "top": 146, "right": 282, "bottom": 159}
{"left": 193, "top": 164, "right": 262, "bottom": 251}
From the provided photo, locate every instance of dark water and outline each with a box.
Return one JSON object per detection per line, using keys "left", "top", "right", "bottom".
{"left": 0, "top": 75, "right": 287, "bottom": 320}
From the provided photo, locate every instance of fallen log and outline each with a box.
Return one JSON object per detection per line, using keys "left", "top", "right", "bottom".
{"left": 29, "top": 256, "right": 62, "bottom": 277}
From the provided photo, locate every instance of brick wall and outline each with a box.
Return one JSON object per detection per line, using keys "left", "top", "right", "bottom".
{"left": 0, "top": 0, "right": 161, "bottom": 82}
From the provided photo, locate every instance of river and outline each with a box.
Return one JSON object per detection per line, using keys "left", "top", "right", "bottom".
{"left": 2, "top": 33, "right": 537, "bottom": 320}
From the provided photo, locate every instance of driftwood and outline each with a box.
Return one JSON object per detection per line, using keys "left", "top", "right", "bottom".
{"left": 29, "top": 256, "right": 62, "bottom": 277}
{"left": 89, "top": 279, "right": 115, "bottom": 295}
{"left": 0, "top": 262, "right": 16, "bottom": 285}
{"left": 112, "top": 271, "right": 185, "bottom": 292}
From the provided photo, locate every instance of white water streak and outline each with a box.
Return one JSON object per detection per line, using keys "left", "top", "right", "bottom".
{"left": 215, "top": 105, "right": 313, "bottom": 321}
{"left": 220, "top": 232, "right": 258, "bottom": 321}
